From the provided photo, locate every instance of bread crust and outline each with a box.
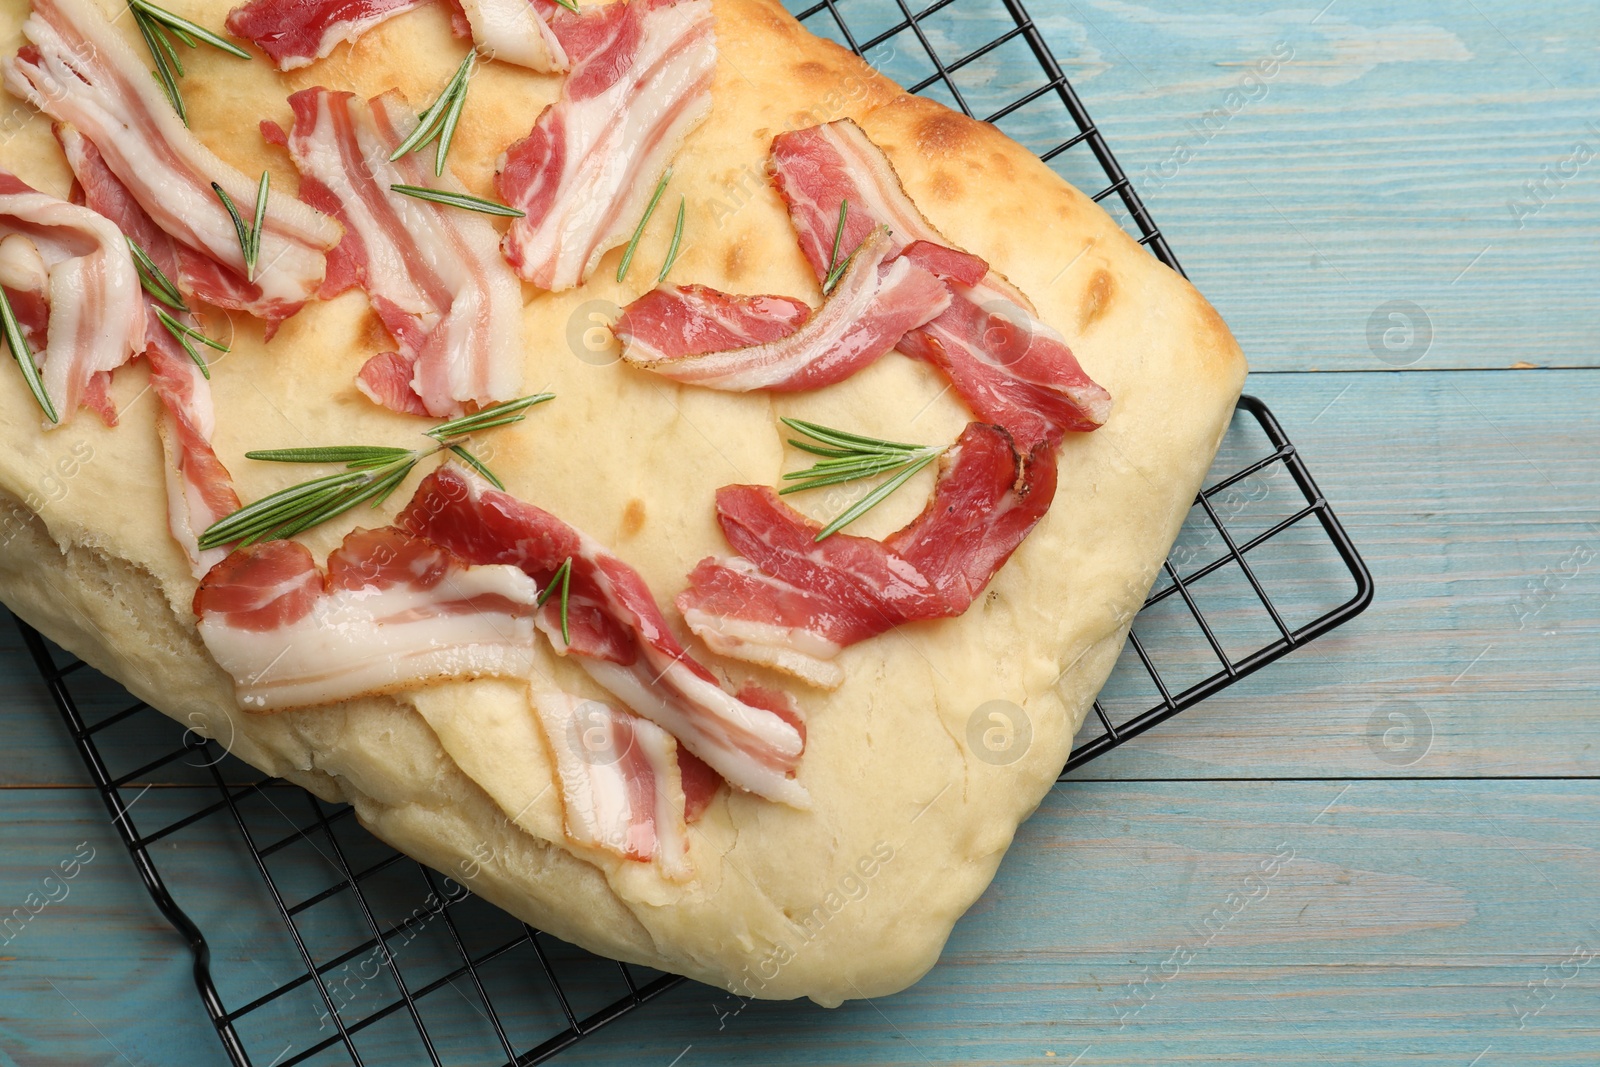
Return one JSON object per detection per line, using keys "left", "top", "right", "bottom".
{"left": 0, "top": 0, "right": 1245, "bottom": 1004}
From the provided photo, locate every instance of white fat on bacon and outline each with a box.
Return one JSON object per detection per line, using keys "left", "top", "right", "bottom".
{"left": 194, "top": 530, "right": 540, "bottom": 711}
{"left": 577, "top": 655, "right": 808, "bottom": 808}
{"left": 4, "top": 0, "right": 341, "bottom": 328}
{"left": 274, "top": 88, "right": 524, "bottom": 417}
{"left": 678, "top": 558, "right": 846, "bottom": 690}
{"left": 533, "top": 690, "right": 690, "bottom": 878}
{"left": 0, "top": 171, "right": 144, "bottom": 426}
{"left": 457, "top": 0, "right": 566, "bottom": 71}
{"left": 496, "top": 0, "right": 714, "bottom": 291}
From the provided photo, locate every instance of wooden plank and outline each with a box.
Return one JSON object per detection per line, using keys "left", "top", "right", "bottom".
{"left": 1, "top": 780, "right": 1596, "bottom": 1064}
{"left": 1075, "top": 368, "right": 1600, "bottom": 779}
{"left": 797, "top": 0, "right": 1600, "bottom": 372}
{"left": 0, "top": 786, "right": 226, "bottom": 1067}
{"left": 527, "top": 780, "right": 1600, "bottom": 1065}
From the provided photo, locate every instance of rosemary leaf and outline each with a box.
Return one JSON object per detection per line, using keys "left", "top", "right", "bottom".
{"left": 552, "top": 0, "right": 579, "bottom": 11}
{"left": 656, "top": 196, "right": 685, "bottom": 285}
{"left": 812, "top": 453, "right": 940, "bottom": 541}
{"left": 781, "top": 417, "right": 922, "bottom": 454}
{"left": 821, "top": 200, "right": 850, "bottom": 295}
{"left": 368, "top": 463, "right": 415, "bottom": 508}
{"left": 129, "top": 0, "right": 250, "bottom": 57}
{"left": 166, "top": 21, "right": 199, "bottom": 49}
{"left": 433, "top": 56, "right": 474, "bottom": 176}
{"left": 128, "top": 0, "right": 248, "bottom": 125}
{"left": 447, "top": 444, "right": 504, "bottom": 489}
{"left": 150, "top": 18, "right": 185, "bottom": 77}
{"left": 245, "top": 445, "right": 416, "bottom": 465}
{"left": 212, "top": 181, "right": 254, "bottom": 280}
{"left": 425, "top": 393, "right": 554, "bottom": 440}
{"left": 387, "top": 51, "right": 476, "bottom": 175}
{"left": 155, "top": 308, "right": 228, "bottom": 353}
{"left": 198, "top": 470, "right": 369, "bottom": 549}
{"left": 779, "top": 457, "right": 923, "bottom": 492}
{"left": 153, "top": 306, "right": 220, "bottom": 378}
{"left": 387, "top": 107, "right": 446, "bottom": 166}
{"left": 268, "top": 465, "right": 412, "bottom": 542}
{"left": 616, "top": 167, "right": 671, "bottom": 284}
{"left": 0, "top": 284, "right": 57, "bottom": 423}
{"left": 127, "top": 238, "right": 186, "bottom": 311}
{"left": 776, "top": 417, "right": 948, "bottom": 541}
{"left": 248, "top": 170, "right": 269, "bottom": 279}
{"left": 390, "top": 184, "right": 524, "bottom": 217}
{"left": 536, "top": 557, "right": 573, "bottom": 646}
{"left": 134, "top": 11, "right": 186, "bottom": 123}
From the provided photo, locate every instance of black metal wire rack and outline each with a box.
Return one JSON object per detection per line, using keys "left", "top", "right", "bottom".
{"left": 7, "top": 0, "right": 1373, "bottom": 1063}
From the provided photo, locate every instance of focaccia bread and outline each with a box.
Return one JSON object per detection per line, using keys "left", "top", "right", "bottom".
{"left": 0, "top": 0, "right": 1245, "bottom": 1005}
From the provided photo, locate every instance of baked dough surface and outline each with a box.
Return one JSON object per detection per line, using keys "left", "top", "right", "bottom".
{"left": 0, "top": 0, "right": 1245, "bottom": 1004}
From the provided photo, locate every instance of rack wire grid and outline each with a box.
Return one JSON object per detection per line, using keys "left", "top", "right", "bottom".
{"left": 6, "top": 0, "right": 1374, "bottom": 1063}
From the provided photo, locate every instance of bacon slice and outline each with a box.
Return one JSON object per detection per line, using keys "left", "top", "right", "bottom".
{"left": 0, "top": 169, "right": 144, "bottom": 426}
{"left": 194, "top": 528, "right": 541, "bottom": 711}
{"left": 678, "top": 424, "right": 1057, "bottom": 688}
{"left": 496, "top": 0, "right": 714, "bottom": 291}
{"left": 150, "top": 329, "right": 243, "bottom": 578}
{"left": 533, "top": 690, "right": 689, "bottom": 878}
{"left": 770, "top": 120, "right": 1110, "bottom": 450}
{"left": 5, "top": 0, "right": 341, "bottom": 330}
{"left": 272, "top": 88, "right": 523, "bottom": 417}
{"left": 614, "top": 228, "right": 950, "bottom": 391}
{"left": 399, "top": 464, "right": 809, "bottom": 806}
{"left": 59, "top": 125, "right": 242, "bottom": 577}
{"left": 613, "top": 285, "right": 810, "bottom": 363}
{"left": 226, "top": 0, "right": 432, "bottom": 71}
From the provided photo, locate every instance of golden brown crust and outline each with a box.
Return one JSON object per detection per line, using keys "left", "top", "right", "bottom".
{"left": 0, "top": 0, "right": 1245, "bottom": 1005}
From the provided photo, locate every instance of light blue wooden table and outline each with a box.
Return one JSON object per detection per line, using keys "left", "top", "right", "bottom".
{"left": 4, "top": 0, "right": 1599, "bottom": 1063}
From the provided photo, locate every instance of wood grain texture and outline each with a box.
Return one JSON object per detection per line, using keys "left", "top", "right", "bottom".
{"left": 2, "top": 0, "right": 1598, "bottom": 1062}
{"left": 1075, "top": 368, "right": 1600, "bottom": 779}
{"left": 1, "top": 782, "right": 1598, "bottom": 1064}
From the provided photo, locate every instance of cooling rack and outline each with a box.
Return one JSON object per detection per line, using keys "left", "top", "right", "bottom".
{"left": 7, "top": 0, "right": 1373, "bottom": 1062}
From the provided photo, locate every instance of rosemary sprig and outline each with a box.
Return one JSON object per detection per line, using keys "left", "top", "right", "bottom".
{"left": 0, "top": 284, "right": 57, "bottom": 423}
{"left": 390, "top": 184, "right": 525, "bottom": 217}
{"left": 129, "top": 238, "right": 231, "bottom": 374}
{"left": 617, "top": 168, "right": 671, "bottom": 283}
{"left": 552, "top": 0, "right": 579, "bottom": 11}
{"left": 778, "top": 417, "right": 946, "bottom": 541}
{"left": 127, "top": 238, "right": 185, "bottom": 311}
{"left": 388, "top": 51, "right": 476, "bottom": 177}
{"left": 212, "top": 171, "right": 269, "bottom": 281}
{"left": 152, "top": 305, "right": 228, "bottom": 378}
{"left": 656, "top": 196, "right": 685, "bottom": 285}
{"left": 128, "top": 0, "right": 249, "bottom": 126}
{"left": 423, "top": 393, "right": 550, "bottom": 437}
{"left": 821, "top": 200, "right": 855, "bottom": 295}
{"left": 198, "top": 393, "right": 553, "bottom": 550}
{"left": 447, "top": 443, "right": 502, "bottom": 489}
{"left": 536, "top": 556, "right": 572, "bottom": 645}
